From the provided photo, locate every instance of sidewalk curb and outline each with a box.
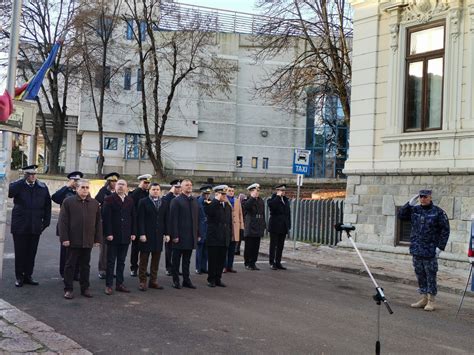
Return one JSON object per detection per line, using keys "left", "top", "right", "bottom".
{"left": 0, "top": 299, "right": 91, "bottom": 354}
{"left": 258, "top": 251, "right": 473, "bottom": 297}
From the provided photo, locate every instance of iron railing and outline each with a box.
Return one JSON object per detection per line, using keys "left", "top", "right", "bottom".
{"left": 262, "top": 198, "right": 344, "bottom": 246}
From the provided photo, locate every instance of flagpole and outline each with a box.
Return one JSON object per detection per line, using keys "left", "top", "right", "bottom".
{"left": 0, "top": 0, "right": 23, "bottom": 279}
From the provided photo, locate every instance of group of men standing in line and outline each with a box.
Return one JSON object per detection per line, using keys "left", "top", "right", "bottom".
{"left": 8, "top": 164, "right": 292, "bottom": 299}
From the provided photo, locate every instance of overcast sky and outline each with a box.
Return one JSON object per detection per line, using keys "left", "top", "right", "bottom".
{"left": 177, "top": 0, "right": 258, "bottom": 13}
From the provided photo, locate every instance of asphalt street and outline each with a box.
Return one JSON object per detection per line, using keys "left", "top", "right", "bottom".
{"left": 1, "top": 212, "right": 474, "bottom": 354}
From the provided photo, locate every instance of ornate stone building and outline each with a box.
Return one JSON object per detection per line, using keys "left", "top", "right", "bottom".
{"left": 343, "top": 0, "right": 474, "bottom": 261}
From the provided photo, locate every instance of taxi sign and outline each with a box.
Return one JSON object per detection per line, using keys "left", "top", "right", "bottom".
{"left": 292, "top": 149, "right": 311, "bottom": 174}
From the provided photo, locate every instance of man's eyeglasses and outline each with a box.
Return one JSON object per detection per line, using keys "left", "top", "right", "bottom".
{"left": 79, "top": 186, "right": 90, "bottom": 189}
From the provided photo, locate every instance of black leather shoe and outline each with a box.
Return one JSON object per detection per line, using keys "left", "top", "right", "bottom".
{"left": 215, "top": 281, "right": 227, "bottom": 287}
{"left": 182, "top": 282, "right": 196, "bottom": 289}
{"left": 98, "top": 272, "right": 106, "bottom": 279}
{"left": 207, "top": 282, "right": 216, "bottom": 287}
{"left": 195, "top": 269, "right": 202, "bottom": 275}
{"left": 23, "top": 278, "right": 39, "bottom": 285}
{"left": 15, "top": 279, "right": 23, "bottom": 287}
{"left": 271, "top": 264, "right": 278, "bottom": 270}
{"left": 130, "top": 270, "right": 138, "bottom": 277}
{"left": 166, "top": 270, "right": 172, "bottom": 276}
{"left": 172, "top": 282, "right": 182, "bottom": 289}
{"left": 276, "top": 264, "right": 287, "bottom": 270}
{"left": 254, "top": 265, "right": 260, "bottom": 271}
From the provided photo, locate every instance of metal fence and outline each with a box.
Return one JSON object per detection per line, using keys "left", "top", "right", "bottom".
{"left": 263, "top": 198, "right": 344, "bottom": 246}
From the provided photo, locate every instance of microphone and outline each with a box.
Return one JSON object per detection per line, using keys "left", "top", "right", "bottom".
{"left": 334, "top": 223, "right": 356, "bottom": 232}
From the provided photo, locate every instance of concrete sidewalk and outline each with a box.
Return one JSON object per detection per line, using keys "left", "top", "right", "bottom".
{"left": 0, "top": 299, "right": 90, "bottom": 354}
{"left": 258, "top": 238, "right": 473, "bottom": 296}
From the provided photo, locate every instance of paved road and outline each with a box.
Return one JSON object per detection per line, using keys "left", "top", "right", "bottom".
{"left": 1, "top": 213, "right": 474, "bottom": 354}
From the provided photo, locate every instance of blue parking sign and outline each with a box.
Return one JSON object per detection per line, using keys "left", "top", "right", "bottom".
{"left": 292, "top": 149, "right": 311, "bottom": 175}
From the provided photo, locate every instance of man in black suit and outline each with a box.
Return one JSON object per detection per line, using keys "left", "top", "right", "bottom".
{"left": 267, "top": 184, "right": 291, "bottom": 270}
{"left": 137, "top": 183, "right": 168, "bottom": 291}
{"left": 8, "top": 164, "right": 51, "bottom": 287}
{"left": 95, "top": 172, "right": 120, "bottom": 279}
{"left": 129, "top": 174, "right": 152, "bottom": 276}
{"left": 101, "top": 179, "right": 136, "bottom": 295}
{"left": 243, "top": 183, "right": 266, "bottom": 270}
{"left": 204, "top": 185, "right": 232, "bottom": 288}
{"left": 169, "top": 179, "right": 199, "bottom": 289}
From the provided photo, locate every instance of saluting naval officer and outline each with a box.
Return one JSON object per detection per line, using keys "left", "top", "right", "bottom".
{"left": 129, "top": 174, "right": 152, "bottom": 277}
{"left": 267, "top": 184, "right": 291, "bottom": 270}
{"left": 398, "top": 189, "right": 450, "bottom": 311}
{"left": 204, "top": 185, "right": 232, "bottom": 287}
{"left": 95, "top": 172, "right": 120, "bottom": 279}
{"left": 224, "top": 185, "right": 244, "bottom": 273}
{"left": 8, "top": 164, "right": 51, "bottom": 287}
{"left": 52, "top": 171, "right": 83, "bottom": 279}
{"left": 162, "top": 179, "right": 181, "bottom": 276}
{"left": 243, "top": 183, "right": 266, "bottom": 271}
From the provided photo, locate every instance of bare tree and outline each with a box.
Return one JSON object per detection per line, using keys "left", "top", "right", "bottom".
{"left": 0, "top": 0, "right": 81, "bottom": 174}
{"left": 122, "top": 0, "right": 237, "bottom": 178}
{"left": 253, "top": 0, "right": 352, "bottom": 127}
{"left": 75, "top": 0, "right": 128, "bottom": 176}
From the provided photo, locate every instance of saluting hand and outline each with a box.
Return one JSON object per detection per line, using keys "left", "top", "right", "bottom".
{"left": 131, "top": 235, "right": 136, "bottom": 241}
{"left": 164, "top": 235, "right": 170, "bottom": 243}
{"left": 140, "top": 235, "right": 147, "bottom": 242}
{"left": 106, "top": 235, "right": 114, "bottom": 241}
{"left": 172, "top": 237, "right": 179, "bottom": 243}
{"left": 62, "top": 241, "right": 70, "bottom": 247}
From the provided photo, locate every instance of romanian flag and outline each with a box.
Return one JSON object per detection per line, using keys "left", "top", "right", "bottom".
{"left": 15, "top": 41, "right": 61, "bottom": 101}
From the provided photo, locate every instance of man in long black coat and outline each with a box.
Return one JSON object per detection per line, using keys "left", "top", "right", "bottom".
{"left": 95, "top": 172, "right": 120, "bottom": 279}
{"left": 51, "top": 171, "right": 83, "bottom": 279}
{"left": 8, "top": 164, "right": 51, "bottom": 287}
{"left": 137, "top": 183, "right": 168, "bottom": 291}
{"left": 204, "top": 185, "right": 232, "bottom": 287}
{"left": 243, "top": 183, "right": 266, "bottom": 271}
{"left": 129, "top": 174, "right": 151, "bottom": 276}
{"left": 102, "top": 179, "right": 136, "bottom": 295}
{"left": 267, "top": 184, "right": 291, "bottom": 270}
{"left": 169, "top": 179, "right": 199, "bottom": 289}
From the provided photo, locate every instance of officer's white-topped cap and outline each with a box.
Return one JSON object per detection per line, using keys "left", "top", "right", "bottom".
{"left": 22, "top": 164, "right": 38, "bottom": 174}
{"left": 213, "top": 184, "right": 228, "bottom": 193}
{"left": 138, "top": 174, "right": 152, "bottom": 182}
{"left": 247, "top": 183, "right": 260, "bottom": 191}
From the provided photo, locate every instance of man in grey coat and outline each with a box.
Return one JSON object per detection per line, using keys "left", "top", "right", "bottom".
{"left": 169, "top": 179, "right": 199, "bottom": 289}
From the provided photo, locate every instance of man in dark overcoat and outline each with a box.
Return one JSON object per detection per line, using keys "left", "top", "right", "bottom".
{"left": 129, "top": 174, "right": 152, "bottom": 277}
{"left": 243, "top": 183, "right": 266, "bottom": 271}
{"left": 8, "top": 164, "right": 51, "bottom": 287}
{"left": 162, "top": 179, "right": 181, "bottom": 275}
{"left": 169, "top": 179, "right": 199, "bottom": 289}
{"left": 102, "top": 179, "right": 136, "bottom": 295}
{"left": 204, "top": 185, "right": 232, "bottom": 287}
{"left": 95, "top": 172, "right": 120, "bottom": 279}
{"left": 52, "top": 171, "right": 83, "bottom": 279}
{"left": 137, "top": 183, "right": 168, "bottom": 291}
{"left": 58, "top": 179, "right": 102, "bottom": 299}
{"left": 267, "top": 184, "right": 291, "bottom": 270}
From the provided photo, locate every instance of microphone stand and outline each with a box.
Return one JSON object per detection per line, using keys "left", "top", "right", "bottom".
{"left": 342, "top": 229, "right": 393, "bottom": 355}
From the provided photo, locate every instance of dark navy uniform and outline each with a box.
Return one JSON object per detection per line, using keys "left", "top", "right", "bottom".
{"left": 398, "top": 200, "right": 450, "bottom": 295}
{"left": 9, "top": 177, "right": 51, "bottom": 284}
{"left": 52, "top": 185, "right": 78, "bottom": 278}
{"left": 267, "top": 185, "right": 291, "bottom": 269}
{"left": 196, "top": 188, "right": 211, "bottom": 274}
{"left": 129, "top": 186, "right": 149, "bottom": 274}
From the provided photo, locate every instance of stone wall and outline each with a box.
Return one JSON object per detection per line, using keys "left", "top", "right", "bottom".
{"left": 341, "top": 172, "right": 474, "bottom": 263}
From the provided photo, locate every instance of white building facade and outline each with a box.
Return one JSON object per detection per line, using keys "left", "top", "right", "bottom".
{"left": 343, "top": 0, "right": 474, "bottom": 260}
{"left": 75, "top": 25, "right": 306, "bottom": 178}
